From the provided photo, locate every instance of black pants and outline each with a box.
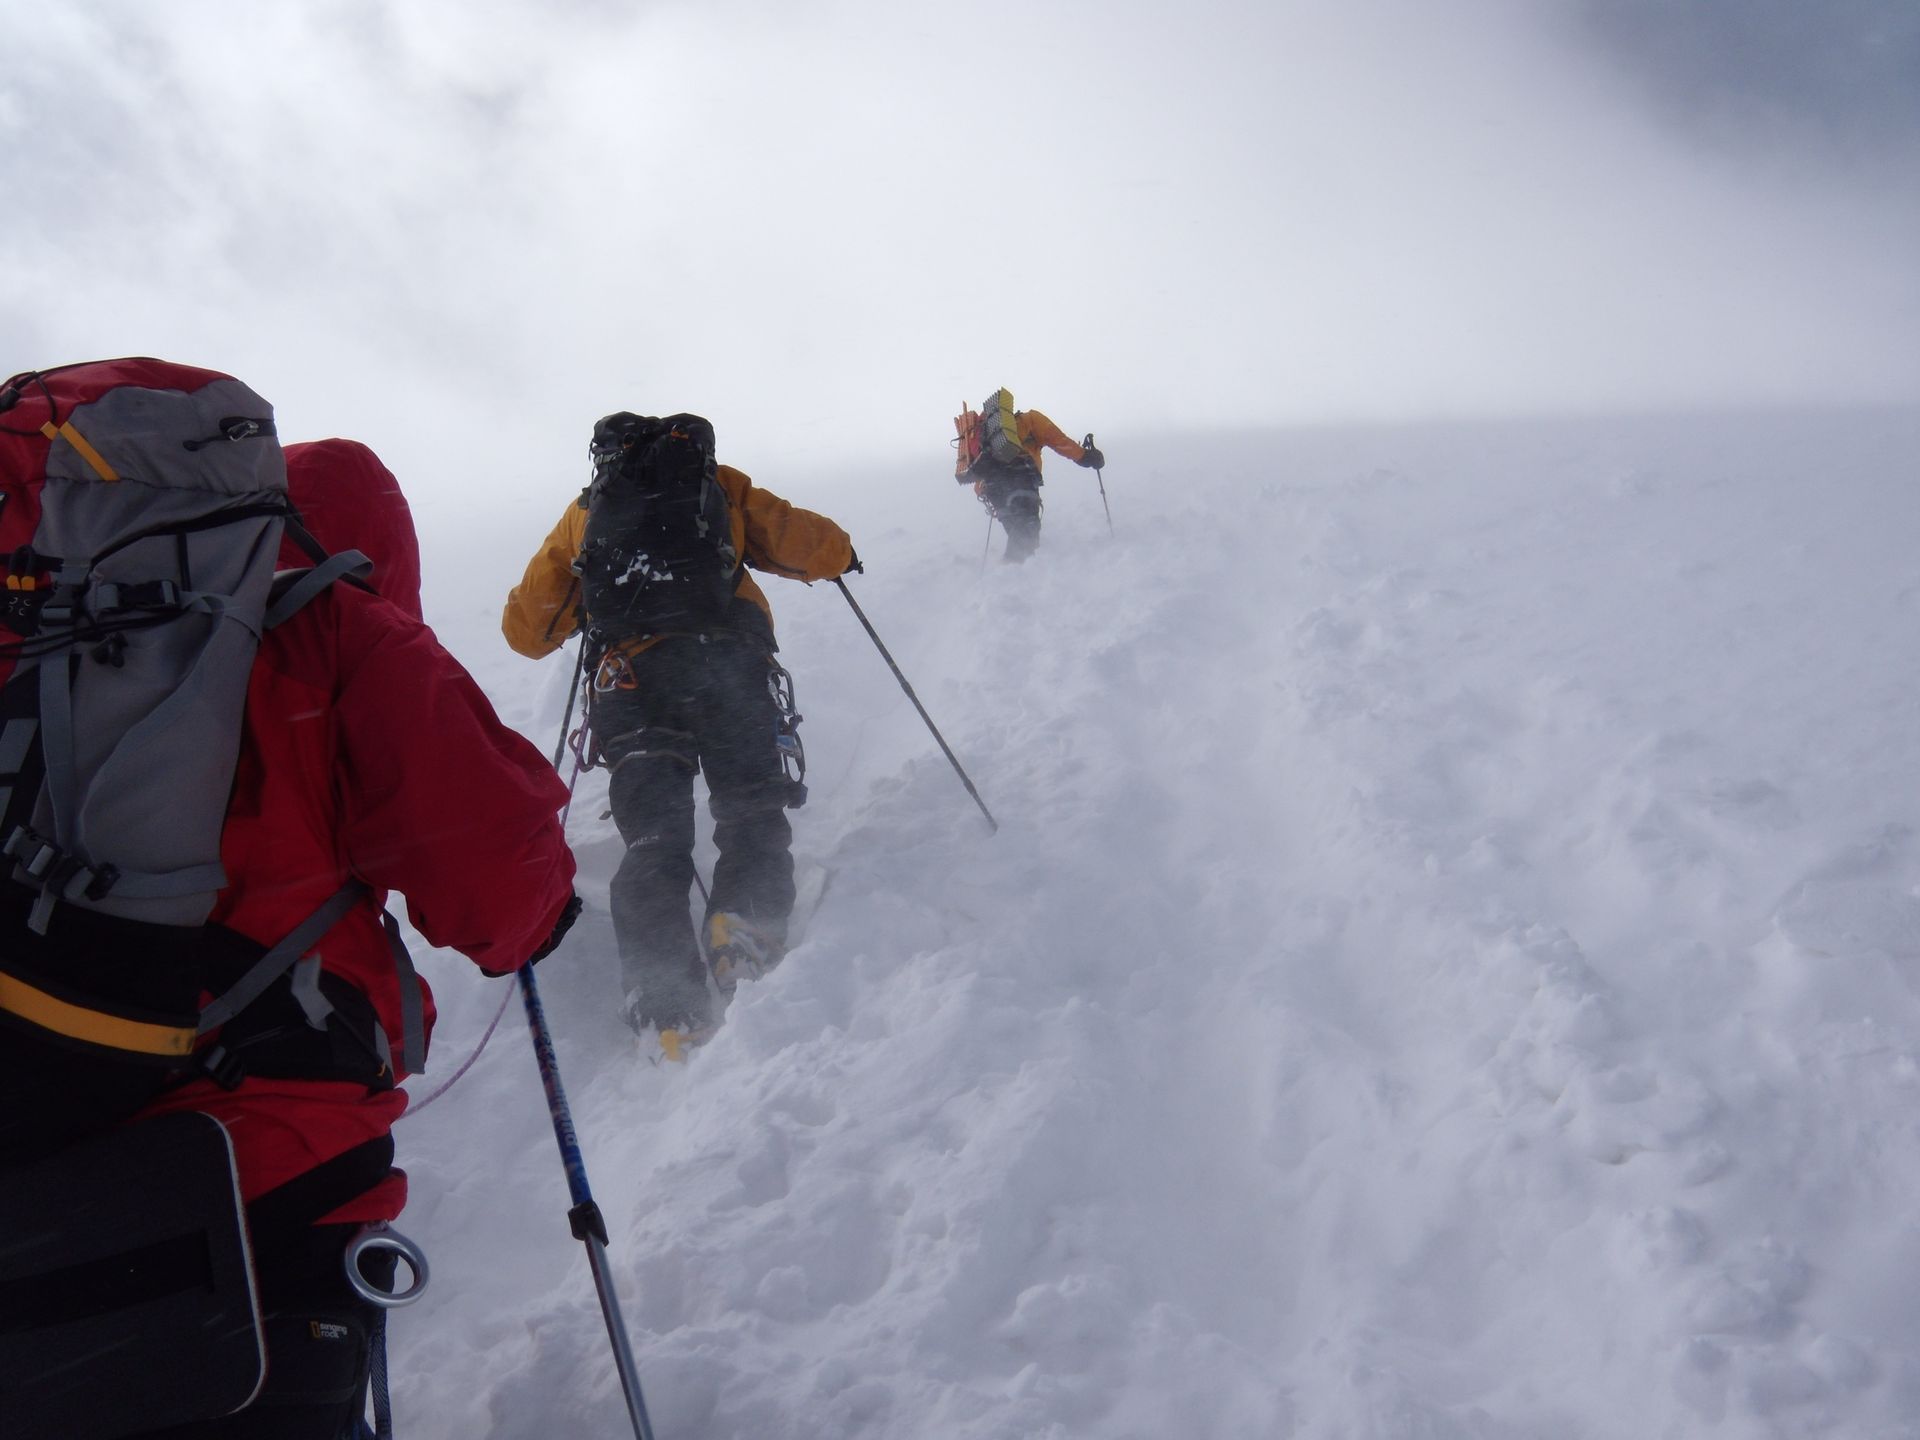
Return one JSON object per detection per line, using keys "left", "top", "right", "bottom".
{"left": 590, "top": 635, "right": 796, "bottom": 1027}
{"left": 129, "top": 1223, "right": 395, "bottom": 1440}
{"left": 977, "top": 473, "right": 1043, "bottom": 561}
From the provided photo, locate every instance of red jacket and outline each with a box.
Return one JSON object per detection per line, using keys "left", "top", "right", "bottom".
{"left": 143, "top": 439, "right": 576, "bottom": 1223}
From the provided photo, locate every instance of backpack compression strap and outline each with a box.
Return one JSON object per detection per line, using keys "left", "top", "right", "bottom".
{"left": 15, "top": 556, "right": 278, "bottom": 934}
{"left": 0, "top": 713, "right": 34, "bottom": 830}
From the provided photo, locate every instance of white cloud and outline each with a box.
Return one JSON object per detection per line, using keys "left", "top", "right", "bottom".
{"left": 3, "top": 0, "right": 1914, "bottom": 516}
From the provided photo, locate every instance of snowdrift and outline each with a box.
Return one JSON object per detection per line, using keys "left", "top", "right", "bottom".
{"left": 390, "top": 408, "right": 1920, "bottom": 1439}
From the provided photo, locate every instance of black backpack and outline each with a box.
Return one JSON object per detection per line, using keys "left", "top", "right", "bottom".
{"left": 575, "top": 412, "right": 747, "bottom": 642}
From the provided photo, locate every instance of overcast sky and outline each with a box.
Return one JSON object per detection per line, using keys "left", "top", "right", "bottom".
{"left": 4, "top": 0, "right": 1916, "bottom": 511}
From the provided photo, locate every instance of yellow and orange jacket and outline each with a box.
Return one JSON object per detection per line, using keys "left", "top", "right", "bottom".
{"left": 966, "top": 408, "right": 1089, "bottom": 497}
{"left": 502, "top": 463, "right": 853, "bottom": 662}
{"left": 1010, "top": 408, "right": 1090, "bottom": 475}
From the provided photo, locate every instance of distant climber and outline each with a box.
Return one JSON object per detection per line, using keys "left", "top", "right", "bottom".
{"left": 952, "top": 388, "right": 1105, "bottom": 561}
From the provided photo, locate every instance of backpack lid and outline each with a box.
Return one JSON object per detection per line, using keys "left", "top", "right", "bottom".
{"left": 590, "top": 410, "right": 652, "bottom": 457}
{"left": 588, "top": 413, "right": 715, "bottom": 485}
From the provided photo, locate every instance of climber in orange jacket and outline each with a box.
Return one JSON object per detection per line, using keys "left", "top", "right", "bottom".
{"left": 503, "top": 412, "right": 856, "bottom": 1055}
{"left": 956, "top": 388, "right": 1105, "bottom": 561}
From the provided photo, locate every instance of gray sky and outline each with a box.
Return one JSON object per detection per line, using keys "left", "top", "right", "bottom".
{"left": 4, "top": 0, "right": 1916, "bottom": 510}
{"left": 1574, "top": 0, "right": 1920, "bottom": 163}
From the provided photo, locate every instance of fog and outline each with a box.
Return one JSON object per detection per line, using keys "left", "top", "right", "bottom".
{"left": 4, "top": 0, "right": 1916, "bottom": 513}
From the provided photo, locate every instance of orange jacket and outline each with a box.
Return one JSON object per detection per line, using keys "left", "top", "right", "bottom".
{"left": 503, "top": 463, "right": 853, "bottom": 660}
{"left": 1013, "top": 408, "right": 1089, "bottom": 475}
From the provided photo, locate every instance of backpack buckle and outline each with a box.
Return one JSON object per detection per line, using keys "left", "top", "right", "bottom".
{"left": 92, "top": 579, "right": 180, "bottom": 615}
{"left": 0, "top": 826, "right": 116, "bottom": 899}
{"left": 199, "top": 1043, "right": 247, "bottom": 1090}
{"left": 2, "top": 824, "right": 56, "bottom": 877}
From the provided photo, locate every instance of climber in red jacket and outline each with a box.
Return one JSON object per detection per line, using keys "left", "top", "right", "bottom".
{"left": 0, "top": 363, "right": 578, "bottom": 1440}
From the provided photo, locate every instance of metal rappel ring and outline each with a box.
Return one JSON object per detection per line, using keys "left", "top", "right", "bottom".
{"left": 344, "top": 1222, "right": 431, "bottom": 1308}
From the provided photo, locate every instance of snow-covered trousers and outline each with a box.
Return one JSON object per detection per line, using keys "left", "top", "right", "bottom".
{"left": 977, "top": 471, "right": 1043, "bottom": 561}
{"left": 590, "top": 634, "right": 796, "bottom": 1025}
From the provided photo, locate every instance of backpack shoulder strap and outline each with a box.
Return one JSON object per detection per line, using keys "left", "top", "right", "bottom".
{"left": 265, "top": 549, "right": 374, "bottom": 628}
{"left": 282, "top": 514, "right": 330, "bottom": 565}
{"left": 196, "top": 880, "right": 430, "bottom": 1080}
{"left": 381, "top": 908, "right": 427, "bottom": 1075}
{"left": 196, "top": 880, "right": 368, "bottom": 1038}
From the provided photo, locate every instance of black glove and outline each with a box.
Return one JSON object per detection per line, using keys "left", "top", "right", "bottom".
{"left": 525, "top": 891, "right": 583, "bottom": 967}
{"left": 1079, "top": 446, "right": 1105, "bottom": 470}
{"left": 845, "top": 547, "right": 864, "bottom": 575}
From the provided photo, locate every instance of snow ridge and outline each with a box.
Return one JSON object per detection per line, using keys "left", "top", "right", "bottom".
{"left": 395, "top": 410, "right": 1920, "bottom": 1439}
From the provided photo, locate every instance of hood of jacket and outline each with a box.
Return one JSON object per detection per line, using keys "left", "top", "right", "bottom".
{"left": 281, "top": 438, "right": 424, "bottom": 621}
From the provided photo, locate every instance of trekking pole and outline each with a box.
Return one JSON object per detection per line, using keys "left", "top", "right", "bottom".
{"left": 833, "top": 577, "right": 997, "bottom": 833}
{"left": 518, "top": 967, "right": 659, "bottom": 1440}
{"left": 552, "top": 632, "right": 589, "bottom": 771}
{"left": 1084, "top": 433, "right": 1113, "bottom": 537}
{"left": 980, "top": 510, "right": 995, "bottom": 573}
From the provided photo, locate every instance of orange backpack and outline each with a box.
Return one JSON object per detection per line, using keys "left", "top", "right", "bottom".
{"left": 952, "top": 403, "right": 982, "bottom": 481}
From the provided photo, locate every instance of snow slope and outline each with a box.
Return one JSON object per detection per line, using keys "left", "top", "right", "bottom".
{"left": 386, "top": 408, "right": 1920, "bottom": 1439}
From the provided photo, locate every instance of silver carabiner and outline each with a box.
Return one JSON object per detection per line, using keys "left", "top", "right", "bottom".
{"left": 344, "top": 1222, "right": 430, "bottom": 1309}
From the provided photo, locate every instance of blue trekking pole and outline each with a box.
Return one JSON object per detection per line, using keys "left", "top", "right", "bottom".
{"left": 519, "top": 967, "right": 658, "bottom": 1440}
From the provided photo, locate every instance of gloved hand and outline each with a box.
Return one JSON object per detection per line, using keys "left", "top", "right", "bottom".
{"left": 1079, "top": 446, "right": 1105, "bottom": 470}
{"left": 532, "top": 891, "right": 584, "bottom": 962}
{"left": 487, "top": 891, "right": 582, "bottom": 975}
{"left": 844, "top": 547, "right": 864, "bottom": 575}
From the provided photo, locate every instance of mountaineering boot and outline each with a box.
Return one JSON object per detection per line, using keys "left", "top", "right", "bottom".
{"left": 622, "top": 965, "right": 718, "bottom": 1063}
{"left": 705, "top": 911, "right": 786, "bottom": 1001}
{"left": 645, "top": 1022, "right": 712, "bottom": 1065}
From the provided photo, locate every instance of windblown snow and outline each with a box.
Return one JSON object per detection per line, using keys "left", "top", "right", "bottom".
{"left": 388, "top": 408, "right": 1920, "bottom": 1439}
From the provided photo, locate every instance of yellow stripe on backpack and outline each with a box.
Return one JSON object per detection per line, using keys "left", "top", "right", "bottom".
{"left": 0, "top": 969, "right": 199, "bottom": 1058}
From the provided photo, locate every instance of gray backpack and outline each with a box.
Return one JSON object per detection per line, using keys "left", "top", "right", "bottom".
{"left": 0, "top": 359, "right": 402, "bottom": 1117}
{"left": 1, "top": 361, "right": 288, "bottom": 932}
